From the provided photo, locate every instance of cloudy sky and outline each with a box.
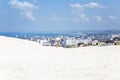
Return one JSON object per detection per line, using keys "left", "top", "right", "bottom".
{"left": 0, "top": 0, "right": 120, "bottom": 32}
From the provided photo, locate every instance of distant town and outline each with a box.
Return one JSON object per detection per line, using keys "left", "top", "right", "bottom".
{"left": 15, "top": 31, "right": 120, "bottom": 48}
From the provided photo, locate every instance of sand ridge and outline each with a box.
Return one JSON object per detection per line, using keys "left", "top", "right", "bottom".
{"left": 0, "top": 36, "right": 120, "bottom": 80}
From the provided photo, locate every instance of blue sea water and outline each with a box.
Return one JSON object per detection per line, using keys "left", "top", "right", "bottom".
{"left": 0, "top": 31, "right": 120, "bottom": 38}
{"left": 0, "top": 32, "right": 79, "bottom": 38}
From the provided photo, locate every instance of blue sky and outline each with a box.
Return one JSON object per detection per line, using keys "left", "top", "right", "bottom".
{"left": 0, "top": 0, "right": 120, "bottom": 32}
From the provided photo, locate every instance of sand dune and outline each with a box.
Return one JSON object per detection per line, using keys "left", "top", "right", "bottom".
{"left": 0, "top": 36, "right": 120, "bottom": 80}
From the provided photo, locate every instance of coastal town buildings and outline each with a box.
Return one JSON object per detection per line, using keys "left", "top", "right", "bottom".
{"left": 17, "top": 32, "right": 120, "bottom": 48}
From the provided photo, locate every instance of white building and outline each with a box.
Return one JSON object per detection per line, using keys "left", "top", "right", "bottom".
{"left": 92, "top": 40, "right": 99, "bottom": 46}
{"left": 40, "top": 40, "right": 51, "bottom": 46}
{"left": 65, "top": 39, "right": 76, "bottom": 46}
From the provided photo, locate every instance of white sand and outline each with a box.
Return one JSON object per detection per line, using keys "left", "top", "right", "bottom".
{"left": 0, "top": 36, "right": 120, "bottom": 80}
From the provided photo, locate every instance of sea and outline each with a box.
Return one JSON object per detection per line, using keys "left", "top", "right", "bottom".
{"left": 0, "top": 31, "right": 120, "bottom": 38}
{"left": 0, "top": 32, "right": 79, "bottom": 38}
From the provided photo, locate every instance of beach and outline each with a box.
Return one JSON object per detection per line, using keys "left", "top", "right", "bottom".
{"left": 0, "top": 36, "right": 120, "bottom": 80}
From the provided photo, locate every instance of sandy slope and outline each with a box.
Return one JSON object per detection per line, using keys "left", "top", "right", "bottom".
{"left": 0, "top": 36, "right": 120, "bottom": 80}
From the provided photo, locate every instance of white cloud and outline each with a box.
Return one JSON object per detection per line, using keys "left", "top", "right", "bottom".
{"left": 95, "top": 16, "right": 103, "bottom": 22}
{"left": 72, "top": 13, "right": 89, "bottom": 22}
{"left": 50, "top": 14, "right": 62, "bottom": 21}
{"left": 79, "top": 13, "right": 89, "bottom": 22}
{"left": 70, "top": 3, "right": 83, "bottom": 9}
{"left": 20, "top": 11, "right": 36, "bottom": 21}
{"left": 109, "top": 16, "right": 117, "bottom": 20}
{"left": 9, "top": 0, "right": 38, "bottom": 21}
{"left": 70, "top": 2, "right": 106, "bottom": 10}
{"left": 85, "top": 2, "right": 106, "bottom": 8}
{"left": 70, "top": 2, "right": 106, "bottom": 23}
